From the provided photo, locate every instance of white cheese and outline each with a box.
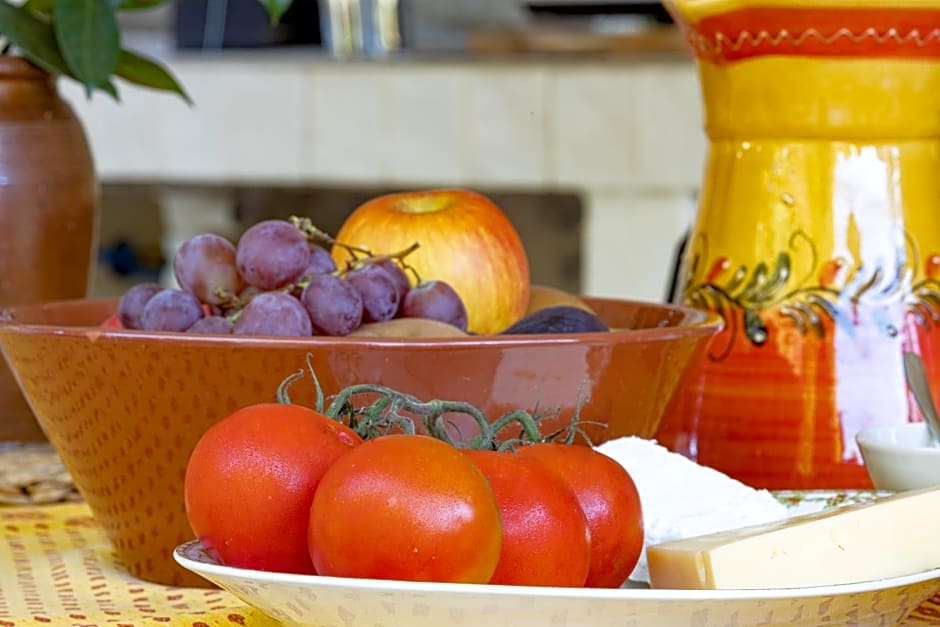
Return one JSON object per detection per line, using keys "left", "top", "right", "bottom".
{"left": 594, "top": 437, "right": 788, "bottom": 584}
{"left": 646, "top": 486, "right": 940, "bottom": 589}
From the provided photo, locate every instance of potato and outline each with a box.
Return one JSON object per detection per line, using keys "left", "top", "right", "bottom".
{"left": 349, "top": 318, "right": 470, "bottom": 339}
{"left": 526, "top": 284, "right": 595, "bottom": 316}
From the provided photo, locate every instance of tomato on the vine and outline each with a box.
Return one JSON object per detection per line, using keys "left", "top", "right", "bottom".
{"left": 517, "top": 442, "right": 644, "bottom": 588}
{"left": 184, "top": 403, "right": 361, "bottom": 574}
{"left": 308, "top": 434, "right": 502, "bottom": 584}
{"left": 463, "top": 449, "right": 591, "bottom": 587}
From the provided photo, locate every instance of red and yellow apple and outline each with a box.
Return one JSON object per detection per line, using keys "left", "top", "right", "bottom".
{"left": 331, "top": 189, "right": 530, "bottom": 335}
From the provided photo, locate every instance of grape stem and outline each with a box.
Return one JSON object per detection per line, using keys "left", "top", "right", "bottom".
{"left": 293, "top": 217, "right": 369, "bottom": 259}
{"left": 347, "top": 241, "right": 421, "bottom": 271}
{"left": 403, "top": 264, "right": 424, "bottom": 286}
{"left": 289, "top": 214, "right": 420, "bottom": 266}
{"left": 289, "top": 215, "right": 373, "bottom": 258}
{"left": 276, "top": 353, "right": 593, "bottom": 450}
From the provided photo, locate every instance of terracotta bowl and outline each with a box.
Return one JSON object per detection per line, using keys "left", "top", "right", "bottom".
{"left": 0, "top": 297, "right": 720, "bottom": 587}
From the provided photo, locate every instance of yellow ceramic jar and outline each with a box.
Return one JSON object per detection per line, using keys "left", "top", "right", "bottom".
{"left": 656, "top": 0, "right": 940, "bottom": 488}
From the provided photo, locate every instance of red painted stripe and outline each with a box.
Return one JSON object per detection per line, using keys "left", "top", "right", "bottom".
{"left": 691, "top": 7, "right": 940, "bottom": 62}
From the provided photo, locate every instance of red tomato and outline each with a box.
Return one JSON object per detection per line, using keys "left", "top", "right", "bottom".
{"left": 309, "top": 434, "right": 502, "bottom": 583}
{"left": 516, "top": 443, "right": 644, "bottom": 588}
{"left": 184, "top": 403, "right": 361, "bottom": 574}
{"left": 463, "top": 449, "right": 591, "bottom": 587}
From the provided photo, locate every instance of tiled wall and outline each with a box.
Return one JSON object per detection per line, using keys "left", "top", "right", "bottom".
{"left": 67, "top": 53, "right": 708, "bottom": 302}
{"left": 66, "top": 57, "right": 705, "bottom": 186}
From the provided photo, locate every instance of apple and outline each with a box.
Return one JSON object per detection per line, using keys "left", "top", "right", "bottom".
{"left": 331, "top": 189, "right": 530, "bottom": 335}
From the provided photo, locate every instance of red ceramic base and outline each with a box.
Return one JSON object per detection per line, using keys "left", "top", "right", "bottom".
{"left": 657, "top": 307, "right": 935, "bottom": 490}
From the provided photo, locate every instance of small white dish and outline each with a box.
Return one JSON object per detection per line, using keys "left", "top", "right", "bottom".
{"left": 857, "top": 422, "right": 940, "bottom": 491}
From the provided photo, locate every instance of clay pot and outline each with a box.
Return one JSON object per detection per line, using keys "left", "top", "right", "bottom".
{"left": 0, "top": 57, "right": 98, "bottom": 443}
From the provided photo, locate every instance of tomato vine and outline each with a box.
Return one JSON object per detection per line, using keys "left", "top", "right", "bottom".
{"left": 276, "top": 353, "right": 595, "bottom": 450}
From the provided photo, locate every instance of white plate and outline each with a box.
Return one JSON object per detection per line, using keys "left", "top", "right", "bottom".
{"left": 173, "top": 541, "right": 940, "bottom": 627}
{"left": 173, "top": 490, "right": 940, "bottom": 627}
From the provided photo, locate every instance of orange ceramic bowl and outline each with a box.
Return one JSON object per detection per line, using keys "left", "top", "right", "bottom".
{"left": 0, "top": 297, "right": 719, "bottom": 587}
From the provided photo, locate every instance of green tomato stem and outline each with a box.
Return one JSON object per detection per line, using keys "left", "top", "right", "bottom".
{"left": 279, "top": 352, "right": 591, "bottom": 448}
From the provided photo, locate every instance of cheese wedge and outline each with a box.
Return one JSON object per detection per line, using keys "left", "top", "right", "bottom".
{"left": 647, "top": 486, "right": 940, "bottom": 589}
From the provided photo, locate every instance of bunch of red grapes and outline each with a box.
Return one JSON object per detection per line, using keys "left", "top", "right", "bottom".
{"left": 116, "top": 218, "right": 468, "bottom": 337}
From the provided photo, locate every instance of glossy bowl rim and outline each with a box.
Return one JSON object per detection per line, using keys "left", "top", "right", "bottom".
{"left": 0, "top": 296, "right": 724, "bottom": 349}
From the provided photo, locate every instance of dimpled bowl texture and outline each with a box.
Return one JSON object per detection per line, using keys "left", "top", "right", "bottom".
{"left": 0, "top": 297, "right": 720, "bottom": 587}
{"left": 856, "top": 422, "right": 940, "bottom": 492}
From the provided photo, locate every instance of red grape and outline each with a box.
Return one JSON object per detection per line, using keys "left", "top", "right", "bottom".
{"left": 140, "top": 289, "right": 205, "bottom": 332}
{"left": 346, "top": 263, "right": 400, "bottom": 322}
{"left": 300, "top": 274, "right": 363, "bottom": 336}
{"left": 376, "top": 258, "right": 411, "bottom": 303}
{"left": 236, "top": 220, "right": 310, "bottom": 290}
{"left": 233, "top": 292, "right": 313, "bottom": 337}
{"left": 117, "top": 282, "right": 162, "bottom": 329}
{"left": 305, "top": 245, "right": 337, "bottom": 276}
{"left": 187, "top": 315, "right": 234, "bottom": 335}
{"left": 401, "top": 280, "right": 468, "bottom": 332}
{"left": 174, "top": 233, "right": 243, "bottom": 305}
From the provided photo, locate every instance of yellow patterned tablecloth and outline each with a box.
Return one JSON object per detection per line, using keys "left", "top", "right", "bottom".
{"left": 0, "top": 503, "right": 279, "bottom": 626}
{"left": 1, "top": 502, "right": 939, "bottom": 626}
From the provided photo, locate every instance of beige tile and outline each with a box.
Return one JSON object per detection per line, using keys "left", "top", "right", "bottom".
{"left": 463, "top": 67, "right": 549, "bottom": 187}
{"left": 383, "top": 66, "right": 466, "bottom": 185}
{"left": 302, "top": 64, "right": 391, "bottom": 184}
{"left": 69, "top": 57, "right": 708, "bottom": 203}
{"left": 61, "top": 81, "right": 171, "bottom": 180}
{"left": 71, "top": 60, "right": 307, "bottom": 183}
{"left": 631, "top": 64, "right": 707, "bottom": 188}
{"left": 157, "top": 61, "right": 305, "bottom": 183}
{"left": 550, "top": 65, "right": 639, "bottom": 188}
{"left": 580, "top": 188, "right": 696, "bottom": 301}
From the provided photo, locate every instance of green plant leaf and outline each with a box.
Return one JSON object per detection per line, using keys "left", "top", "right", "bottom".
{"left": 52, "top": 0, "right": 120, "bottom": 88}
{"left": 114, "top": 0, "right": 173, "bottom": 10}
{"left": 0, "top": 1, "right": 120, "bottom": 101}
{"left": 257, "top": 0, "right": 294, "bottom": 24}
{"left": 115, "top": 49, "right": 192, "bottom": 104}
{"left": 22, "top": 0, "right": 54, "bottom": 16}
{"left": 99, "top": 79, "right": 120, "bottom": 100}
{"left": 0, "top": 1, "right": 86, "bottom": 78}
{"left": 0, "top": 1, "right": 72, "bottom": 75}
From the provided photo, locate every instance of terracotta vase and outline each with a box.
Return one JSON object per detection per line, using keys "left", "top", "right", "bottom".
{"left": 656, "top": 1, "right": 940, "bottom": 489}
{"left": 0, "top": 57, "right": 98, "bottom": 443}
